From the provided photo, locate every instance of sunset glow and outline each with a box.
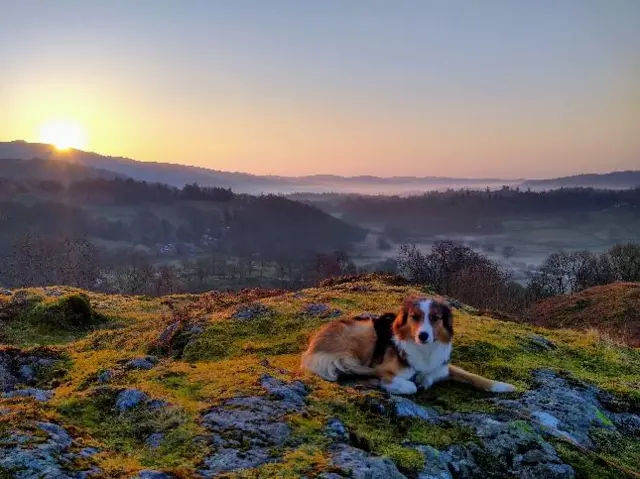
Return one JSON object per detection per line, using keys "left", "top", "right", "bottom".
{"left": 39, "top": 119, "right": 88, "bottom": 151}
{"left": 1, "top": 1, "right": 638, "bottom": 177}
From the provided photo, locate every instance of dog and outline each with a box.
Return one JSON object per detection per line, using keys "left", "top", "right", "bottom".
{"left": 301, "top": 296, "right": 516, "bottom": 395}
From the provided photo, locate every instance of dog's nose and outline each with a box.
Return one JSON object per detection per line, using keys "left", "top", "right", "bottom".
{"left": 418, "top": 332, "right": 430, "bottom": 343}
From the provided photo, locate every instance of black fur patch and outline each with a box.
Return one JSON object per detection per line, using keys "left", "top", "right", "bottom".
{"left": 371, "top": 313, "right": 396, "bottom": 361}
{"left": 441, "top": 304, "right": 454, "bottom": 337}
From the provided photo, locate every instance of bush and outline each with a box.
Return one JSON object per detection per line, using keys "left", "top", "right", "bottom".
{"left": 26, "top": 293, "right": 100, "bottom": 330}
{"left": 398, "top": 241, "right": 526, "bottom": 313}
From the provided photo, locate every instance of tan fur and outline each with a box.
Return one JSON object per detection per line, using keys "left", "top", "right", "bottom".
{"left": 448, "top": 365, "right": 504, "bottom": 391}
{"left": 434, "top": 321, "right": 452, "bottom": 343}
{"left": 301, "top": 318, "right": 376, "bottom": 381}
{"left": 374, "top": 347, "right": 406, "bottom": 383}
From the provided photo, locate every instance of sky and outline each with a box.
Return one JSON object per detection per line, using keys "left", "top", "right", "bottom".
{"left": 1, "top": 0, "right": 639, "bottom": 179}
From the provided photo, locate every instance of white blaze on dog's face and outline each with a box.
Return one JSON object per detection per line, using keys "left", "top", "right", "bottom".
{"left": 393, "top": 297, "right": 454, "bottom": 346}
{"left": 416, "top": 300, "right": 434, "bottom": 344}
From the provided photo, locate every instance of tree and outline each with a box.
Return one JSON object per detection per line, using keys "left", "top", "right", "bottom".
{"left": 110, "top": 251, "right": 155, "bottom": 294}
{"left": 397, "top": 240, "right": 525, "bottom": 312}
{"left": 609, "top": 243, "right": 640, "bottom": 282}
{"left": 7, "top": 235, "right": 100, "bottom": 289}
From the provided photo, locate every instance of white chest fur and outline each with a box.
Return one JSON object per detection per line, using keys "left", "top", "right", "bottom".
{"left": 394, "top": 338, "right": 452, "bottom": 389}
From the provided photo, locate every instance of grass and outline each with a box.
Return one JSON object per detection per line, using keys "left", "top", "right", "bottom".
{"left": 1, "top": 291, "right": 110, "bottom": 346}
{"left": 0, "top": 277, "right": 638, "bottom": 477}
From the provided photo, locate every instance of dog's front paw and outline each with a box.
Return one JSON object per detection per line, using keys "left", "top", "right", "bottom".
{"left": 490, "top": 381, "right": 517, "bottom": 393}
{"left": 382, "top": 378, "right": 418, "bottom": 395}
{"left": 419, "top": 377, "right": 433, "bottom": 390}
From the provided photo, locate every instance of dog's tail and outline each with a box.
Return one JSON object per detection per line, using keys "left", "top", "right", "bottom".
{"left": 301, "top": 351, "right": 375, "bottom": 381}
{"left": 448, "top": 365, "right": 517, "bottom": 393}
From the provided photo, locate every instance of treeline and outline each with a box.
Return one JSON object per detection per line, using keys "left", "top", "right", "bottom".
{"left": 0, "top": 235, "right": 359, "bottom": 295}
{"left": 0, "top": 177, "right": 365, "bottom": 260}
{"left": 336, "top": 187, "right": 640, "bottom": 239}
{"left": 396, "top": 240, "right": 640, "bottom": 314}
{"left": 527, "top": 244, "right": 640, "bottom": 298}
{"left": 66, "top": 178, "right": 234, "bottom": 203}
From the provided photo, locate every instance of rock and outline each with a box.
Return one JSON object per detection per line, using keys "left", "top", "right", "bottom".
{"left": 392, "top": 396, "right": 439, "bottom": 421}
{"left": 147, "top": 399, "right": 170, "bottom": 410}
{"left": 77, "top": 447, "right": 100, "bottom": 458}
{"left": 233, "top": 303, "right": 271, "bottom": 320}
{"left": 4, "top": 388, "right": 53, "bottom": 402}
{"left": 0, "top": 421, "right": 97, "bottom": 479}
{"left": 527, "top": 335, "right": 556, "bottom": 350}
{"left": 449, "top": 413, "right": 574, "bottom": 478}
{"left": 330, "top": 445, "right": 407, "bottom": 479}
{"left": 203, "top": 397, "right": 293, "bottom": 446}
{"left": 0, "top": 356, "right": 19, "bottom": 393}
{"left": 115, "top": 389, "right": 149, "bottom": 412}
{"left": 157, "top": 320, "right": 183, "bottom": 345}
{"left": 97, "top": 370, "right": 114, "bottom": 383}
{"left": 77, "top": 466, "right": 104, "bottom": 478}
{"left": 496, "top": 369, "right": 614, "bottom": 448}
{"left": 416, "top": 445, "right": 453, "bottom": 479}
{"left": 134, "top": 470, "right": 173, "bottom": 479}
{"left": 146, "top": 433, "right": 164, "bottom": 449}
{"left": 513, "top": 449, "right": 576, "bottom": 478}
{"left": 416, "top": 444, "right": 476, "bottom": 479}
{"left": 19, "top": 364, "right": 36, "bottom": 383}
{"left": 127, "top": 358, "right": 156, "bottom": 370}
{"left": 199, "top": 447, "right": 274, "bottom": 476}
{"left": 37, "top": 358, "right": 55, "bottom": 367}
{"left": 187, "top": 325, "right": 204, "bottom": 335}
{"left": 37, "top": 422, "right": 73, "bottom": 449}
{"left": 354, "top": 312, "right": 378, "bottom": 320}
{"left": 302, "top": 303, "right": 342, "bottom": 318}
{"left": 612, "top": 412, "right": 640, "bottom": 438}
{"left": 199, "top": 375, "right": 309, "bottom": 476}
{"left": 325, "top": 418, "right": 349, "bottom": 442}
{"left": 260, "top": 374, "right": 307, "bottom": 406}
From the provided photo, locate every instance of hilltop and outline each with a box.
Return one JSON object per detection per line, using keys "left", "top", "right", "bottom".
{"left": 0, "top": 276, "right": 639, "bottom": 478}
{"left": 524, "top": 282, "right": 640, "bottom": 347}
{"left": 521, "top": 171, "right": 640, "bottom": 190}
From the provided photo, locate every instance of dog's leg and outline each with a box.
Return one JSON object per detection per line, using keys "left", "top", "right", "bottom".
{"left": 418, "top": 365, "right": 450, "bottom": 390}
{"left": 381, "top": 376, "right": 418, "bottom": 395}
{"left": 448, "top": 365, "right": 516, "bottom": 393}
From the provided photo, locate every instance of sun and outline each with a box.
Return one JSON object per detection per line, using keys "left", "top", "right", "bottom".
{"left": 39, "top": 119, "right": 88, "bottom": 150}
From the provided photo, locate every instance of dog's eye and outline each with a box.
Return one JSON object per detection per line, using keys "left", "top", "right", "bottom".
{"left": 411, "top": 314, "right": 421, "bottom": 321}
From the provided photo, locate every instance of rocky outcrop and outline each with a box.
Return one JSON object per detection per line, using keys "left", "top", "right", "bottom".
{"left": 0, "top": 422, "right": 100, "bottom": 478}
{"left": 198, "top": 375, "right": 308, "bottom": 476}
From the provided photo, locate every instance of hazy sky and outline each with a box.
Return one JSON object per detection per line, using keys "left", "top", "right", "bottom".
{"left": 1, "top": 1, "right": 639, "bottom": 178}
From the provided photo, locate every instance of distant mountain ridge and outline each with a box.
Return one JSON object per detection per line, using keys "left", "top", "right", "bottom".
{"left": 0, "top": 141, "right": 519, "bottom": 194}
{"left": 1, "top": 140, "right": 638, "bottom": 193}
{"left": 0, "top": 157, "right": 123, "bottom": 184}
{"left": 521, "top": 171, "right": 640, "bottom": 190}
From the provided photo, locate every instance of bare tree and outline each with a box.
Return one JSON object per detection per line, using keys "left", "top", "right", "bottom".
{"left": 8, "top": 235, "right": 100, "bottom": 288}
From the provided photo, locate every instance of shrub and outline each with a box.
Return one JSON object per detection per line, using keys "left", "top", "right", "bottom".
{"left": 25, "top": 293, "right": 100, "bottom": 330}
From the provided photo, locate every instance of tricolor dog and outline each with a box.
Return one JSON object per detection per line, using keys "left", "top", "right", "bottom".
{"left": 301, "top": 296, "right": 516, "bottom": 395}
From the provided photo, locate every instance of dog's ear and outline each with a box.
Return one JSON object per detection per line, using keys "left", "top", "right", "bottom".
{"left": 400, "top": 296, "right": 417, "bottom": 326}
{"left": 440, "top": 303, "right": 453, "bottom": 337}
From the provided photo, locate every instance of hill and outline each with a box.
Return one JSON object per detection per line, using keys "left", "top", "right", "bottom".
{"left": 0, "top": 276, "right": 638, "bottom": 478}
{"left": 0, "top": 157, "right": 123, "bottom": 184}
{"left": 0, "top": 177, "right": 366, "bottom": 291}
{"left": 521, "top": 171, "right": 640, "bottom": 190}
{"left": 1, "top": 141, "right": 518, "bottom": 194}
{"left": 0, "top": 141, "right": 287, "bottom": 193}
{"left": 524, "top": 283, "right": 640, "bottom": 347}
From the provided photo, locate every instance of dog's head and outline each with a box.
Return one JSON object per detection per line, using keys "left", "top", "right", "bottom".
{"left": 393, "top": 296, "right": 453, "bottom": 345}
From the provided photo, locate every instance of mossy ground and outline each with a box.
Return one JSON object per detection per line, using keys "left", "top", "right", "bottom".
{"left": 1, "top": 277, "right": 638, "bottom": 477}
